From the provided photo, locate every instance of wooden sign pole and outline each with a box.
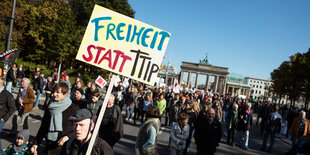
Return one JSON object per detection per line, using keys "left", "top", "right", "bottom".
{"left": 86, "top": 74, "right": 116, "bottom": 155}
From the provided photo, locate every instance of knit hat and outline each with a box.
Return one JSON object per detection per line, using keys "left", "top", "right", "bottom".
{"left": 76, "top": 88, "right": 84, "bottom": 95}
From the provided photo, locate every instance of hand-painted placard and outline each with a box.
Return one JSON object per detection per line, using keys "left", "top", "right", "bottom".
{"left": 76, "top": 5, "right": 171, "bottom": 86}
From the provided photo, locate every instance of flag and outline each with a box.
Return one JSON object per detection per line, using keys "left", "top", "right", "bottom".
{"left": 0, "top": 49, "right": 21, "bottom": 65}
{"left": 173, "top": 81, "right": 180, "bottom": 93}
{"left": 122, "top": 78, "right": 130, "bottom": 89}
{"left": 95, "top": 75, "right": 107, "bottom": 88}
{"left": 114, "top": 75, "right": 121, "bottom": 87}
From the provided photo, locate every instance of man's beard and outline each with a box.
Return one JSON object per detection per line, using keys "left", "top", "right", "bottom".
{"left": 208, "top": 117, "right": 214, "bottom": 124}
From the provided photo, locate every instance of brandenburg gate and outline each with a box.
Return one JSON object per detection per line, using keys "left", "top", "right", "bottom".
{"left": 180, "top": 61, "right": 229, "bottom": 94}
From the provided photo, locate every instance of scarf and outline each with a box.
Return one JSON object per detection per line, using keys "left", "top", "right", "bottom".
{"left": 0, "top": 86, "right": 4, "bottom": 93}
{"left": 47, "top": 95, "right": 72, "bottom": 141}
{"left": 233, "top": 110, "right": 238, "bottom": 119}
{"left": 13, "top": 130, "right": 30, "bottom": 153}
{"left": 19, "top": 87, "right": 28, "bottom": 100}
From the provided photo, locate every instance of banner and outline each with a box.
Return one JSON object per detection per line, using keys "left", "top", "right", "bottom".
{"left": 76, "top": 5, "right": 171, "bottom": 86}
{"left": 0, "top": 49, "right": 21, "bottom": 65}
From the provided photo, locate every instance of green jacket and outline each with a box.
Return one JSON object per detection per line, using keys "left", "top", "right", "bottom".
{"left": 154, "top": 99, "right": 166, "bottom": 115}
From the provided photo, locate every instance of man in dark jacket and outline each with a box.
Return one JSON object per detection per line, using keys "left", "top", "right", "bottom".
{"left": 60, "top": 109, "right": 113, "bottom": 155}
{"left": 6, "top": 64, "right": 16, "bottom": 93}
{"left": 98, "top": 94, "right": 123, "bottom": 148}
{"left": 33, "top": 72, "right": 44, "bottom": 109}
{"left": 261, "top": 101, "right": 273, "bottom": 133}
{"left": 194, "top": 108, "right": 222, "bottom": 155}
{"left": 286, "top": 107, "right": 299, "bottom": 138}
{"left": 261, "top": 105, "right": 282, "bottom": 153}
{"left": 0, "top": 77, "right": 16, "bottom": 153}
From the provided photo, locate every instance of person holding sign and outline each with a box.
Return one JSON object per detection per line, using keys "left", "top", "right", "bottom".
{"left": 60, "top": 109, "right": 113, "bottom": 155}
{"left": 97, "top": 94, "right": 123, "bottom": 148}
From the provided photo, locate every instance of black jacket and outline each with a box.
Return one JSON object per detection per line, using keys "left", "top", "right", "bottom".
{"left": 0, "top": 89, "right": 16, "bottom": 121}
{"left": 60, "top": 137, "right": 114, "bottom": 155}
{"left": 6, "top": 68, "right": 15, "bottom": 82}
{"left": 238, "top": 109, "right": 253, "bottom": 131}
{"left": 45, "top": 81, "right": 55, "bottom": 92}
{"left": 98, "top": 105, "right": 123, "bottom": 147}
{"left": 33, "top": 76, "right": 44, "bottom": 92}
{"left": 194, "top": 113, "right": 222, "bottom": 154}
{"left": 16, "top": 69, "right": 25, "bottom": 79}
{"left": 73, "top": 98, "right": 89, "bottom": 109}
{"left": 34, "top": 103, "right": 79, "bottom": 149}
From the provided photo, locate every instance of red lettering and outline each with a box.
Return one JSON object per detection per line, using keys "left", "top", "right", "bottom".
{"left": 84, "top": 45, "right": 132, "bottom": 72}
{"left": 112, "top": 50, "right": 124, "bottom": 70}
{"left": 98, "top": 49, "right": 112, "bottom": 68}
{"left": 83, "top": 45, "right": 95, "bottom": 62}
{"left": 94, "top": 46, "right": 105, "bottom": 64}
{"left": 119, "top": 55, "right": 132, "bottom": 72}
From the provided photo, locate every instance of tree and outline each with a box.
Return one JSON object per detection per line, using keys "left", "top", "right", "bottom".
{"left": 271, "top": 48, "right": 310, "bottom": 109}
{"left": 21, "top": 0, "right": 80, "bottom": 65}
{"left": 70, "top": 0, "right": 135, "bottom": 28}
{"left": 0, "top": 0, "right": 27, "bottom": 51}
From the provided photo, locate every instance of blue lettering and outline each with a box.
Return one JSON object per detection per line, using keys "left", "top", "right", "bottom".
{"left": 150, "top": 31, "right": 158, "bottom": 49}
{"left": 130, "top": 25, "right": 145, "bottom": 45}
{"left": 126, "top": 24, "right": 132, "bottom": 42}
{"left": 91, "top": 17, "right": 112, "bottom": 41}
{"left": 116, "top": 23, "right": 126, "bottom": 40}
{"left": 106, "top": 23, "right": 116, "bottom": 40}
{"left": 141, "top": 28, "right": 153, "bottom": 47}
{"left": 157, "top": 31, "right": 171, "bottom": 51}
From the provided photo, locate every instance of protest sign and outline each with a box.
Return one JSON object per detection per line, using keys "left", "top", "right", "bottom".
{"left": 80, "top": 5, "right": 171, "bottom": 155}
{"left": 95, "top": 75, "right": 107, "bottom": 88}
{"left": 76, "top": 5, "right": 171, "bottom": 86}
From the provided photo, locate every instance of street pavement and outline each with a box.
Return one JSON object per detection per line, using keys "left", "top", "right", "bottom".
{"left": 1, "top": 91, "right": 292, "bottom": 155}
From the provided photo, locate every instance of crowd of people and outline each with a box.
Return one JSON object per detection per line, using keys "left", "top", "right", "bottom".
{"left": 0, "top": 64, "right": 310, "bottom": 155}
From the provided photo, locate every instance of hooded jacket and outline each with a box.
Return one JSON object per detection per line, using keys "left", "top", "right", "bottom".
{"left": 5, "top": 129, "right": 31, "bottom": 154}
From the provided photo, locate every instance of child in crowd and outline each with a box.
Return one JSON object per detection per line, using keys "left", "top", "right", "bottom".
{"left": 4, "top": 129, "right": 32, "bottom": 155}
{"left": 170, "top": 113, "right": 190, "bottom": 155}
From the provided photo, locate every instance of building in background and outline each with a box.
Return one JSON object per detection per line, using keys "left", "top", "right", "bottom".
{"left": 158, "top": 63, "right": 179, "bottom": 86}
{"left": 244, "top": 77, "right": 272, "bottom": 102}
{"left": 225, "top": 73, "right": 250, "bottom": 98}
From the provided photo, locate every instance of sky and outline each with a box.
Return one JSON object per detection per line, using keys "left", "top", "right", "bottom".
{"left": 128, "top": 0, "right": 310, "bottom": 80}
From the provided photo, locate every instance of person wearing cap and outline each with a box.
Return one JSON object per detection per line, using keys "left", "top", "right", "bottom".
{"left": 31, "top": 82, "right": 79, "bottom": 154}
{"left": 98, "top": 94, "right": 123, "bottom": 148}
{"left": 60, "top": 109, "right": 113, "bottom": 155}
{"left": 72, "top": 88, "right": 88, "bottom": 109}
{"left": 4, "top": 129, "right": 32, "bottom": 155}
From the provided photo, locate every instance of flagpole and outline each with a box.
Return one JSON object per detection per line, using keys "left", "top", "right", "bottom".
{"left": 3, "top": 0, "right": 17, "bottom": 81}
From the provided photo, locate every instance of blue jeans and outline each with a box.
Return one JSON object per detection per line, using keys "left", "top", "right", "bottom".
{"left": 126, "top": 107, "right": 133, "bottom": 119}
{"left": 6, "top": 81, "right": 12, "bottom": 93}
{"left": 0, "top": 120, "right": 6, "bottom": 153}
{"left": 34, "top": 90, "right": 41, "bottom": 107}
{"left": 262, "top": 132, "right": 276, "bottom": 152}
{"left": 222, "top": 110, "right": 227, "bottom": 122}
{"left": 14, "top": 79, "right": 22, "bottom": 89}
